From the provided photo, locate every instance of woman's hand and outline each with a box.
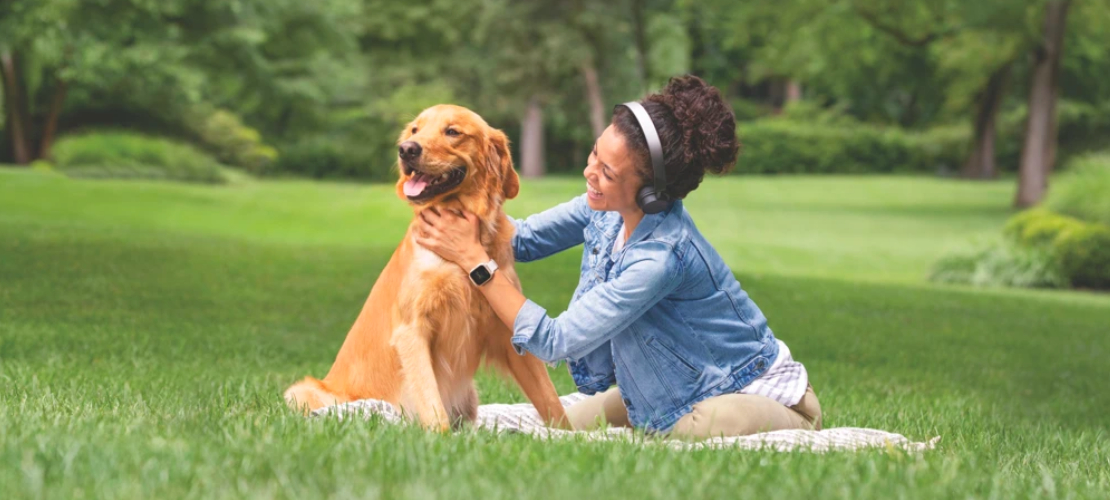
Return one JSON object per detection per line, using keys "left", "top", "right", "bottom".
{"left": 414, "top": 208, "right": 489, "bottom": 271}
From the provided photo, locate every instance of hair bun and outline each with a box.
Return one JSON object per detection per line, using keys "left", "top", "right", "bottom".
{"left": 647, "top": 75, "right": 739, "bottom": 178}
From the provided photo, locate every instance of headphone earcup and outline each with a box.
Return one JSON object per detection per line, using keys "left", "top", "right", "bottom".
{"left": 637, "top": 185, "right": 668, "bottom": 215}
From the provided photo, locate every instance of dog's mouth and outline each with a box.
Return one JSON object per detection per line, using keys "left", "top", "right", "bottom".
{"left": 402, "top": 165, "right": 467, "bottom": 201}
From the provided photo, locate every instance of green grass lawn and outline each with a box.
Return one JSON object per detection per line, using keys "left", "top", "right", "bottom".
{"left": 1, "top": 168, "right": 1108, "bottom": 499}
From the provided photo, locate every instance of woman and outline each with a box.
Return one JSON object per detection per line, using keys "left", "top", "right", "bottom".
{"left": 415, "top": 75, "right": 820, "bottom": 438}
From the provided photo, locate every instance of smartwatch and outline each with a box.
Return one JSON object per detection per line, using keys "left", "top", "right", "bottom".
{"left": 468, "top": 259, "right": 499, "bottom": 286}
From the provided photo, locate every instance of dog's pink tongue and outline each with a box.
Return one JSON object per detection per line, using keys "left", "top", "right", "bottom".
{"left": 404, "top": 175, "right": 428, "bottom": 197}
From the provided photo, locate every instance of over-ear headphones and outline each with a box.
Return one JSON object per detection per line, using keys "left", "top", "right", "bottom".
{"left": 617, "top": 101, "right": 670, "bottom": 214}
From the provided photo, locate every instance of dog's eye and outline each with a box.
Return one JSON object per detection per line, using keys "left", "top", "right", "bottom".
{"left": 411, "top": 127, "right": 418, "bottom": 134}
{"left": 445, "top": 128, "right": 460, "bottom": 137}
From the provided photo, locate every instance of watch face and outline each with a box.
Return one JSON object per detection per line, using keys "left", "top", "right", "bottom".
{"left": 470, "top": 265, "right": 492, "bottom": 284}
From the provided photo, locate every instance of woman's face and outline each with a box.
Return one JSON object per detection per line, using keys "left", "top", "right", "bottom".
{"left": 584, "top": 124, "right": 642, "bottom": 213}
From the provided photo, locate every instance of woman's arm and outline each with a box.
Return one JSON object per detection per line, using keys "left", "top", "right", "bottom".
{"left": 414, "top": 209, "right": 680, "bottom": 362}
{"left": 507, "top": 241, "right": 680, "bottom": 361}
{"left": 509, "top": 194, "right": 592, "bottom": 263}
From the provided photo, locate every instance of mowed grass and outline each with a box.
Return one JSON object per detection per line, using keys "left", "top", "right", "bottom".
{"left": 1, "top": 168, "right": 1108, "bottom": 499}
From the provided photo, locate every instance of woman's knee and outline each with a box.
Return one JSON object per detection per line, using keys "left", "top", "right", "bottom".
{"left": 792, "top": 385, "right": 822, "bottom": 430}
{"left": 566, "top": 386, "right": 629, "bottom": 431}
{"left": 671, "top": 393, "right": 811, "bottom": 440}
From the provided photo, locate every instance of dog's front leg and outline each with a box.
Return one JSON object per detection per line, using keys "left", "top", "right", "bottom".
{"left": 392, "top": 323, "right": 450, "bottom": 431}
{"left": 504, "top": 350, "right": 570, "bottom": 429}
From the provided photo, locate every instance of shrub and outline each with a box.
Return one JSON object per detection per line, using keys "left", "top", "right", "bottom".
{"left": 270, "top": 137, "right": 396, "bottom": 182}
{"left": 735, "top": 119, "right": 962, "bottom": 175}
{"left": 990, "top": 208, "right": 1110, "bottom": 290}
{"left": 1002, "top": 208, "right": 1086, "bottom": 247}
{"left": 731, "top": 98, "right": 774, "bottom": 122}
{"left": 195, "top": 110, "right": 278, "bottom": 174}
{"left": 929, "top": 240, "right": 1066, "bottom": 289}
{"left": 1054, "top": 224, "right": 1110, "bottom": 289}
{"left": 1046, "top": 153, "right": 1110, "bottom": 226}
{"left": 52, "top": 131, "right": 226, "bottom": 184}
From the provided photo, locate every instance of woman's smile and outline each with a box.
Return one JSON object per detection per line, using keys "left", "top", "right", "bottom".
{"left": 587, "top": 182, "right": 604, "bottom": 200}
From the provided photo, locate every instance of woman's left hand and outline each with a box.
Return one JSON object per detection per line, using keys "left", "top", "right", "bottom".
{"left": 415, "top": 208, "right": 488, "bottom": 269}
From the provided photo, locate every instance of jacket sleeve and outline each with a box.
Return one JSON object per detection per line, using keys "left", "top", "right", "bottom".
{"left": 510, "top": 240, "right": 681, "bottom": 362}
{"left": 510, "top": 194, "right": 592, "bottom": 263}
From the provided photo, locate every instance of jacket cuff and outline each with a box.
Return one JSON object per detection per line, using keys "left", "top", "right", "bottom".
{"left": 510, "top": 299, "right": 547, "bottom": 356}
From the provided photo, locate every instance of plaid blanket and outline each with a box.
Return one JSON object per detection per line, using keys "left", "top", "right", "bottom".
{"left": 312, "top": 393, "right": 940, "bottom": 452}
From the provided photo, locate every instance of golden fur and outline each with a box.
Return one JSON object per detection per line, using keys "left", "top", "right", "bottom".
{"left": 283, "top": 105, "right": 567, "bottom": 430}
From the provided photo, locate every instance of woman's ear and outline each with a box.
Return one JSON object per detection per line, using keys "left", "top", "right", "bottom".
{"left": 487, "top": 129, "right": 519, "bottom": 200}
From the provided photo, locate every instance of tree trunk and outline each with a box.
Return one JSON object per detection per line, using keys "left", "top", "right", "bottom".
{"left": 769, "top": 80, "right": 785, "bottom": 114}
{"left": 0, "top": 49, "right": 32, "bottom": 165}
{"left": 1043, "top": 75, "right": 1062, "bottom": 186}
{"left": 630, "top": 0, "right": 649, "bottom": 93}
{"left": 581, "top": 62, "right": 606, "bottom": 139}
{"left": 962, "top": 62, "right": 1011, "bottom": 179}
{"left": 520, "top": 95, "right": 545, "bottom": 178}
{"left": 38, "top": 79, "right": 68, "bottom": 160}
{"left": 785, "top": 80, "right": 802, "bottom": 103}
{"left": 1015, "top": 0, "right": 1071, "bottom": 208}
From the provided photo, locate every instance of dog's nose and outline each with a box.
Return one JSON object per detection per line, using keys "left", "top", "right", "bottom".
{"left": 399, "top": 141, "right": 422, "bottom": 160}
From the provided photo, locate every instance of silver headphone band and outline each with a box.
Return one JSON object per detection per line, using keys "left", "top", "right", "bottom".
{"left": 618, "top": 101, "right": 667, "bottom": 196}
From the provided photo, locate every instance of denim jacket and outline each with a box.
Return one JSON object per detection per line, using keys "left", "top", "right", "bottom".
{"left": 510, "top": 194, "right": 779, "bottom": 432}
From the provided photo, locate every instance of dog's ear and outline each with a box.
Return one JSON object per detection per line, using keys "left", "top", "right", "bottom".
{"left": 487, "top": 129, "right": 519, "bottom": 200}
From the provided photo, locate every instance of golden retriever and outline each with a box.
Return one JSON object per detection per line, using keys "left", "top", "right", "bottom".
{"left": 283, "top": 104, "right": 567, "bottom": 431}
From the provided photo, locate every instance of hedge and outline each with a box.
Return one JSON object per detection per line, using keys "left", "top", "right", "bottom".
{"left": 51, "top": 131, "right": 227, "bottom": 184}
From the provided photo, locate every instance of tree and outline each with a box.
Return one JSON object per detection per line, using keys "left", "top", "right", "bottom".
{"left": 961, "top": 60, "right": 1012, "bottom": 179}
{"left": 1015, "top": 0, "right": 1072, "bottom": 208}
{"left": 0, "top": 0, "right": 74, "bottom": 164}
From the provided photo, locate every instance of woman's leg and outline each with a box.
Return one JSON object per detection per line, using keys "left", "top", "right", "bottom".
{"left": 565, "top": 387, "right": 631, "bottom": 431}
{"left": 669, "top": 385, "right": 822, "bottom": 440}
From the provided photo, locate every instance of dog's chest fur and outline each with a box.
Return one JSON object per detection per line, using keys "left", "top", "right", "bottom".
{"left": 406, "top": 237, "right": 497, "bottom": 372}
{"left": 411, "top": 241, "right": 448, "bottom": 270}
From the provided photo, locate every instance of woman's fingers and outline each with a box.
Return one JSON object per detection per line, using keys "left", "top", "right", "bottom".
{"left": 419, "top": 210, "right": 437, "bottom": 227}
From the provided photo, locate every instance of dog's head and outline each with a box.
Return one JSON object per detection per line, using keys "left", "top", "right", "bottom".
{"left": 395, "top": 105, "right": 519, "bottom": 214}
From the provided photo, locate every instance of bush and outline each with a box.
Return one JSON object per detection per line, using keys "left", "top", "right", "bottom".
{"left": 935, "top": 208, "right": 1110, "bottom": 291}
{"left": 1002, "top": 208, "right": 1086, "bottom": 247}
{"left": 270, "top": 137, "right": 396, "bottom": 182}
{"left": 929, "top": 240, "right": 1066, "bottom": 289}
{"left": 993, "top": 208, "right": 1110, "bottom": 290}
{"left": 1046, "top": 153, "right": 1110, "bottom": 226}
{"left": 730, "top": 98, "right": 775, "bottom": 122}
{"left": 195, "top": 110, "right": 278, "bottom": 174}
{"left": 52, "top": 131, "right": 226, "bottom": 184}
{"left": 1054, "top": 224, "right": 1110, "bottom": 289}
{"left": 735, "top": 118, "right": 963, "bottom": 175}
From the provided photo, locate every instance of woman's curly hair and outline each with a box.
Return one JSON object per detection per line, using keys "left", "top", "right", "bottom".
{"left": 612, "top": 75, "right": 740, "bottom": 200}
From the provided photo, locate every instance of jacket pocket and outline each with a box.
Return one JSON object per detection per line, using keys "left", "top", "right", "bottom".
{"left": 645, "top": 337, "right": 701, "bottom": 381}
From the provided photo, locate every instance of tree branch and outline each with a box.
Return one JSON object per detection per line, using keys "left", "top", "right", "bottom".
{"left": 853, "top": 6, "right": 956, "bottom": 47}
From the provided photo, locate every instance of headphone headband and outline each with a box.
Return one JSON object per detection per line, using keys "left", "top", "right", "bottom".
{"left": 617, "top": 101, "right": 667, "bottom": 196}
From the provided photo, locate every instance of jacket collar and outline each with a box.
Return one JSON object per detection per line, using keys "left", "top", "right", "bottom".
{"left": 594, "top": 200, "right": 682, "bottom": 248}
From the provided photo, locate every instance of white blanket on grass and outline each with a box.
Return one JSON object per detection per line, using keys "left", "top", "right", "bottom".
{"left": 312, "top": 393, "right": 940, "bottom": 452}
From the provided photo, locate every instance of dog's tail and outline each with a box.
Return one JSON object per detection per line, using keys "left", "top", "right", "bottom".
{"left": 283, "top": 376, "right": 348, "bottom": 414}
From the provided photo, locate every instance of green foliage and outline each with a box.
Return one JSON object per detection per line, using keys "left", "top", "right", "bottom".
{"left": 736, "top": 118, "right": 962, "bottom": 174}
{"left": 1002, "top": 208, "right": 1086, "bottom": 247}
{"left": 5, "top": 0, "right": 1110, "bottom": 178}
{"left": 52, "top": 131, "right": 226, "bottom": 183}
{"left": 929, "top": 239, "right": 1066, "bottom": 289}
{"left": 961, "top": 207, "right": 1110, "bottom": 290}
{"left": 1046, "top": 152, "right": 1110, "bottom": 226}
{"left": 30, "top": 159, "right": 55, "bottom": 172}
{"left": 1054, "top": 224, "right": 1110, "bottom": 289}
{"left": 195, "top": 110, "right": 278, "bottom": 174}
{"left": 271, "top": 137, "right": 394, "bottom": 182}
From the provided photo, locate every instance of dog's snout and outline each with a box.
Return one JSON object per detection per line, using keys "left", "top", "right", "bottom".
{"left": 399, "top": 141, "right": 422, "bottom": 160}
